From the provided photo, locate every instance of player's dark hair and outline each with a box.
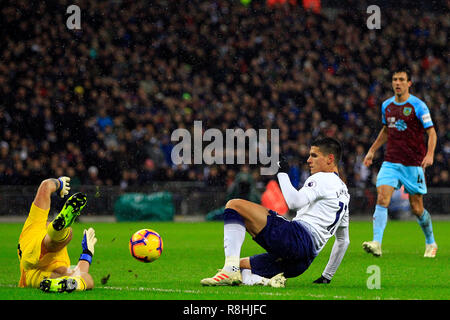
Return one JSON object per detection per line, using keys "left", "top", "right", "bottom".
{"left": 392, "top": 66, "right": 411, "bottom": 81}
{"left": 311, "top": 137, "right": 342, "bottom": 165}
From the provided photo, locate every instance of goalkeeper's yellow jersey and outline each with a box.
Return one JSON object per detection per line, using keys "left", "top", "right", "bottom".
{"left": 18, "top": 203, "right": 70, "bottom": 288}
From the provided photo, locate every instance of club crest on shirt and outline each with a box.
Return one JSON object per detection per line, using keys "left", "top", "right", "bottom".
{"left": 403, "top": 107, "right": 412, "bottom": 116}
{"left": 306, "top": 180, "right": 317, "bottom": 188}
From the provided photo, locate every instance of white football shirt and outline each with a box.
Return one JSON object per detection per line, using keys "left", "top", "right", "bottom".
{"left": 278, "top": 171, "right": 350, "bottom": 253}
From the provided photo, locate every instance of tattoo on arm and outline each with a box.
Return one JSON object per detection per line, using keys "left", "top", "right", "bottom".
{"left": 50, "top": 178, "right": 60, "bottom": 190}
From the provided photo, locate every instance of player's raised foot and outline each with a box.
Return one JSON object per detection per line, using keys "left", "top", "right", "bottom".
{"left": 263, "top": 273, "right": 287, "bottom": 288}
{"left": 362, "top": 240, "right": 382, "bottom": 257}
{"left": 52, "top": 192, "right": 87, "bottom": 231}
{"left": 200, "top": 269, "right": 242, "bottom": 286}
{"left": 39, "top": 277, "right": 78, "bottom": 293}
{"left": 424, "top": 243, "right": 437, "bottom": 258}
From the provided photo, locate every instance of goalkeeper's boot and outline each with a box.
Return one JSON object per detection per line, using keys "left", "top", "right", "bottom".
{"left": 424, "top": 243, "right": 437, "bottom": 258}
{"left": 52, "top": 192, "right": 87, "bottom": 231}
{"left": 263, "top": 273, "right": 287, "bottom": 288}
{"left": 201, "top": 269, "right": 242, "bottom": 286}
{"left": 39, "top": 277, "right": 78, "bottom": 293}
{"left": 362, "top": 240, "right": 382, "bottom": 257}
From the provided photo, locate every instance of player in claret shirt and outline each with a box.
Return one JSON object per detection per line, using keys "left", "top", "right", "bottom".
{"left": 201, "top": 138, "right": 350, "bottom": 287}
{"left": 362, "top": 67, "right": 438, "bottom": 258}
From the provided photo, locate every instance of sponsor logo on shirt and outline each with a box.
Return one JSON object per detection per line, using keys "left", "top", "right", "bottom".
{"left": 421, "top": 113, "right": 432, "bottom": 123}
{"left": 395, "top": 119, "right": 407, "bottom": 131}
{"left": 387, "top": 117, "right": 396, "bottom": 128}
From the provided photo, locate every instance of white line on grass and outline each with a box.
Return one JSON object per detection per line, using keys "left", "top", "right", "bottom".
{"left": 98, "top": 286, "right": 374, "bottom": 299}
{"left": 0, "top": 284, "right": 396, "bottom": 300}
{"left": 98, "top": 285, "right": 290, "bottom": 297}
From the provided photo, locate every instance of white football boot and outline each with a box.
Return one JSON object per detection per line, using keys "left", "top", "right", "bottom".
{"left": 362, "top": 240, "right": 382, "bottom": 257}
{"left": 201, "top": 269, "right": 242, "bottom": 286}
{"left": 424, "top": 243, "right": 438, "bottom": 258}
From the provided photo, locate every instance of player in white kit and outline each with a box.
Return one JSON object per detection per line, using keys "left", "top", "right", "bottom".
{"left": 201, "top": 137, "right": 350, "bottom": 287}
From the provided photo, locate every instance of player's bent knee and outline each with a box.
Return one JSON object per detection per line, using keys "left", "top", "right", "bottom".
{"left": 376, "top": 193, "right": 391, "bottom": 207}
{"left": 376, "top": 186, "right": 395, "bottom": 207}
{"left": 226, "top": 199, "right": 265, "bottom": 214}
{"left": 410, "top": 206, "right": 424, "bottom": 217}
{"left": 224, "top": 199, "right": 269, "bottom": 234}
{"left": 44, "top": 230, "right": 73, "bottom": 252}
{"left": 409, "top": 196, "right": 424, "bottom": 216}
{"left": 82, "top": 273, "right": 94, "bottom": 290}
{"left": 225, "top": 199, "right": 244, "bottom": 210}
{"left": 225, "top": 199, "right": 251, "bottom": 218}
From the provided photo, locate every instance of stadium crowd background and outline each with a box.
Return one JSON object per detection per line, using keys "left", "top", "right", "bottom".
{"left": 0, "top": 0, "right": 448, "bottom": 194}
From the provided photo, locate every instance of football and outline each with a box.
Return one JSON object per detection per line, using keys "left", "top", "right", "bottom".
{"left": 129, "top": 229, "right": 163, "bottom": 263}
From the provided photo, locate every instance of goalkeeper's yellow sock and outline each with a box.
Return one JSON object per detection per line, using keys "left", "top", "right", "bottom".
{"left": 46, "top": 223, "right": 70, "bottom": 242}
{"left": 72, "top": 276, "right": 87, "bottom": 291}
{"left": 51, "top": 275, "right": 88, "bottom": 291}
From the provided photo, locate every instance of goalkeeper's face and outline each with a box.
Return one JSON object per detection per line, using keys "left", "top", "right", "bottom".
{"left": 307, "top": 146, "right": 335, "bottom": 174}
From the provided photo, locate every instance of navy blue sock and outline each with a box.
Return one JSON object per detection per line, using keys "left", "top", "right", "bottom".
{"left": 223, "top": 208, "right": 245, "bottom": 267}
{"left": 223, "top": 208, "right": 245, "bottom": 226}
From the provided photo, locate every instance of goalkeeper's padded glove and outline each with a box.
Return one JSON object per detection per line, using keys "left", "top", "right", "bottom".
{"left": 57, "top": 176, "right": 71, "bottom": 198}
{"left": 313, "top": 275, "right": 331, "bottom": 284}
{"left": 277, "top": 155, "right": 290, "bottom": 174}
{"left": 79, "top": 228, "right": 97, "bottom": 264}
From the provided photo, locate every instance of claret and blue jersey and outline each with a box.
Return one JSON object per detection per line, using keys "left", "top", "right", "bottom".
{"left": 381, "top": 94, "right": 434, "bottom": 166}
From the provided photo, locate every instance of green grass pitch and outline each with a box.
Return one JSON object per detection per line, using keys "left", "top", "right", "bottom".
{"left": 0, "top": 219, "right": 449, "bottom": 300}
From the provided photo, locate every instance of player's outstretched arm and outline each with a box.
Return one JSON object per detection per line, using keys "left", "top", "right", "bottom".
{"left": 314, "top": 226, "right": 350, "bottom": 284}
{"left": 79, "top": 227, "right": 97, "bottom": 265}
{"left": 277, "top": 155, "right": 290, "bottom": 174}
{"left": 70, "top": 228, "right": 97, "bottom": 290}
{"left": 277, "top": 172, "right": 310, "bottom": 210}
{"left": 56, "top": 176, "right": 71, "bottom": 198}
{"left": 364, "top": 126, "right": 388, "bottom": 167}
{"left": 33, "top": 176, "right": 71, "bottom": 210}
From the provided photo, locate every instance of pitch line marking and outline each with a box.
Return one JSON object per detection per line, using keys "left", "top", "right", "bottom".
{"left": 98, "top": 285, "right": 289, "bottom": 296}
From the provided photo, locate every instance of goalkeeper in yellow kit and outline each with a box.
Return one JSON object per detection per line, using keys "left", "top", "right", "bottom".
{"left": 17, "top": 176, "right": 97, "bottom": 293}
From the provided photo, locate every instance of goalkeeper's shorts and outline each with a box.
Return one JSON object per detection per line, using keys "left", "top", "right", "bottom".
{"left": 18, "top": 203, "right": 70, "bottom": 288}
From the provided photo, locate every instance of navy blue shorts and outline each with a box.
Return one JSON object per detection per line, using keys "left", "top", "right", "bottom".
{"left": 250, "top": 210, "right": 316, "bottom": 278}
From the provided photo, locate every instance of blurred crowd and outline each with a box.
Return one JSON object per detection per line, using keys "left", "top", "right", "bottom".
{"left": 0, "top": 0, "right": 448, "bottom": 191}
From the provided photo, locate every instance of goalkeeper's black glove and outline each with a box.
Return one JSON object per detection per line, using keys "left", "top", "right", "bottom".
{"left": 313, "top": 275, "right": 331, "bottom": 284}
{"left": 277, "top": 155, "right": 290, "bottom": 174}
